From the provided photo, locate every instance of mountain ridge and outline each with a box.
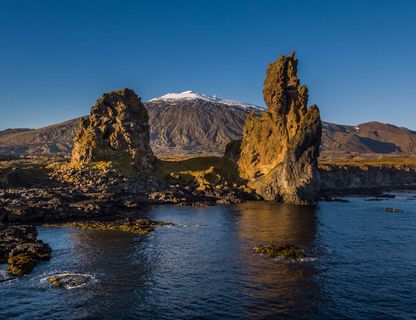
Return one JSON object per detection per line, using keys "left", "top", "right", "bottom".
{"left": 1, "top": 91, "right": 415, "bottom": 158}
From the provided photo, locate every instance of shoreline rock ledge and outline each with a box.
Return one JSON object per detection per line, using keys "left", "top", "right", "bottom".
{"left": 237, "top": 51, "right": 322, "bottom": 204}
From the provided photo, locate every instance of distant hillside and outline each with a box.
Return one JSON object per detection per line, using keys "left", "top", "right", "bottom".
{"left": 0, "top": 119, "right": 80, "bottom": 156}
{"left": 1, "top": 91, "right": 415, "bottom": 159}
{"left": 321, "top": 121, "right": 416, "bottom": 158}
{"left": 0, "top": 91, "right": 260, "bottom": 157}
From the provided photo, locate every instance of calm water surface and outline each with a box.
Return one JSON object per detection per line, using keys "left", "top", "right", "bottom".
{"left": 1, "top": 192, "right": 416, "bottom": 319}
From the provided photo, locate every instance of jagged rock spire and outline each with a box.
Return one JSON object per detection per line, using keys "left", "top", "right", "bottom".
{"left": 237, "top": 52, "right": 322, "bottom": 204}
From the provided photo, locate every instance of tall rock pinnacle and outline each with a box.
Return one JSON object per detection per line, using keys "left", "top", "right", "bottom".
{"left": 238, "top": 52, "right": 322, "bottom": 204}
{"left": 71, "top": 88, "right": 156, "bottom": 172}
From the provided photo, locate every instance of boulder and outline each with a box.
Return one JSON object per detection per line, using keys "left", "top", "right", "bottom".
{"left": 238, "top": 51, "right": 322, "bottom": 204}
{"left": 7, "top": 254, "right": 36, "bottom": 276}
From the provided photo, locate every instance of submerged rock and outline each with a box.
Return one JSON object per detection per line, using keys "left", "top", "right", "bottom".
{"left": 238, "top": 52, "right": 322, "bottom": 204}
{"left": 47, "top": 273, "right": 92, "bottom": 289}
{"left": 254, "top": 244, "right": 305, "bottom": 260}
{"left": 49, "top": 217, "right": 174, "bottom": 234}
{"left": 383, "top": 207, "right": 403, "bottom": 213}
{"left": 71, "top": 88, "right": 156, "bottom": 172}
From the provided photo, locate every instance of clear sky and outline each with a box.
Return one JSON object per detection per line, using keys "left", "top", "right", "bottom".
{"left": 1, "top": 0, "right": 415, "bottom": 130}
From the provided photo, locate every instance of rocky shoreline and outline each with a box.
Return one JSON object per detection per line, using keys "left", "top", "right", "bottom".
{"left": 2, "top": 160, "right": 415, "bottom": 277}
{"left": 2, "top": 53, "right": 416, "bottom": 279}
{"left": 319, "top": 163, "right": 416, "bottom": 196}
{"left": 0, "top": 214, "right": 178, "bottom": 277}
{"left": 0, "top": 224, "right": 51, "bottom": 277}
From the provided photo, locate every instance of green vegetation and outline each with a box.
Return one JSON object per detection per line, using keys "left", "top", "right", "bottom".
{"left": 46, "top": 219, "right": 174, "bottom": 235}
{"left": 0, "top": 159, "right": 51, "bottom": 188}
{"left": 158, "top": 156, "right": 244, "bottom": 189}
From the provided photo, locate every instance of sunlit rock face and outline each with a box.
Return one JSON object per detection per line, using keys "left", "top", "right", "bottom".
{"left": 71, "top": 88, "right": 156, "bottom": 171}
{"left": 238, "top": 52, "right": 322, "bottom": 204}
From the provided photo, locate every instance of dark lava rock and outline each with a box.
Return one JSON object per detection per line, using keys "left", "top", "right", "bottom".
{"left": 47, "top": 273, "right": 93, "bottom": 289}
{"left": 254, "top": 244, "right": 305, "bottom": 260}
{"left": 383, "top": 207, "right": 403, "bottom": 213}
{"left": 48, "top": 217, "right": 174, "bottom": 234}
{"left": 379, "top": 194, "right": 396, "bottom": 199}
{"left": 7, "top": 254, "right": 36, "bottom": 276}
{"left": 223, "top": 140, "right": 242, "bottom": 164}
{"left": 0, "top": 225, "right": 51, "bottom": 276}
{"left": 321, "top": 197, "right": 350, "bottom": 203}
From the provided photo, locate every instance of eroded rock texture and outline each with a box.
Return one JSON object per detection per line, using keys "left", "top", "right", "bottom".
{"left": 238, "top": 52, "right": 322, "bottom": 204}
{"left": 71, "top": 89, "right": 156, "bottom": 171}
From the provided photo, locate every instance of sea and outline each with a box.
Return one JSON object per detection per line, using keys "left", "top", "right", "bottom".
{"left": 1, "top": 192, "right": 416, "bottom": 319}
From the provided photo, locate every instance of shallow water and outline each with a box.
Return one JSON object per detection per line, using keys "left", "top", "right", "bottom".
{"left": 1, "top": 192, "right": 416, "bottom": 319}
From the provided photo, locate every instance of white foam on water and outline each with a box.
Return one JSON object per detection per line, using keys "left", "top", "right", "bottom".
{"left": 39, "top": 271, "right": 97, "bottom": 289}
{"left": 0, "top": 269, "right": 17, "bottom": 284}
{"left": 175, "top": 223, "right": 202, "bottom": 228}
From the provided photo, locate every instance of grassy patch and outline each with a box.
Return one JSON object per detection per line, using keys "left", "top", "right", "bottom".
{"left": 0, "top": 159, "right": 52, "bottom": 188}
{"left": 158, "top": 156, "right": 243, "bottom": 188}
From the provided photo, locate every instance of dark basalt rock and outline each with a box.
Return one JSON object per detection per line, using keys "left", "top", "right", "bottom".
{"left": 7, "top": 254, "right": 36, "bottom": 276}
{"left": 0, "top": 225, "right": 52, "bottom": 276}
{"left": 254, "top": 244, "right": 305, "bottom": 260}
{"left": 223, "top": 140, "right": 242, "bottom": 164}
{"left": 47, "top": 273, "right": 93, "bottom": 289}
{"left": 383, "top": 207, "right": 403, "bottom": 213}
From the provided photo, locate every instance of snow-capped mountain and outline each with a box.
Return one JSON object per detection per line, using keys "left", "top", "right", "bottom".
{"left": 149, "top": 90, "right": 263, "bottom": 111}
{"left": 146, "top": 91, "right": 263, "bottom": 156}
{"left": 2, "top": 89, "right": 415, "bottom": 158}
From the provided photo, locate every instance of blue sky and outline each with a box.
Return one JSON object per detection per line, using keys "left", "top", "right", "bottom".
{"left": 1, "top": 0, "right": 415, "bottom": 130}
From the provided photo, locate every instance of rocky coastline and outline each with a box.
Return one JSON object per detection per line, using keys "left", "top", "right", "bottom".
{"left": 319, "top": 163, "right": 416, "bottom": 196}
{"left": 2, "top": 53, "right": 416, "bottom": 278}
{"left": 0, "top": 224, "right": 51, "bottom": 277}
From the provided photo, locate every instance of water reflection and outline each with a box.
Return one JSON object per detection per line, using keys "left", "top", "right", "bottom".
{"left": 3, "top": 203, "right": 324, "bottom": 319}
{"left": 235, "top": 201, "right": 318, "bottom": 247}
{"left": 4, "top": 196, "right": 416, "bottom": 319}
{"left": 234, "top": 202, "right": 323, "bottom": 318}
{"left": 66, "top": 229, "right": 157, "bottom": 318}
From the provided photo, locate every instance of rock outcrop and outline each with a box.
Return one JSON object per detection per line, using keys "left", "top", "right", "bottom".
{"left": 0, "top": 225, "right": 51, "bottom": 276}
{"left": 319, "top": 163, "right": 416, "bottom": 192}
{"left": 237, "top": 51, "right": 322, "bottom": 204}
{"left": 71, "top": 88, "right": 156, "bottom": 172}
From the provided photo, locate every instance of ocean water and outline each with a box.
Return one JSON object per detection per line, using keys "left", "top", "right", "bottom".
{"left": 1, "top": 192, "right": 416, "bottom": 319}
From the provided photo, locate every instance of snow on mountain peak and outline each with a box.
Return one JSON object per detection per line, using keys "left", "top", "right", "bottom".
{"left": 149, "top": 90, "right": 263, "bottom": 110}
